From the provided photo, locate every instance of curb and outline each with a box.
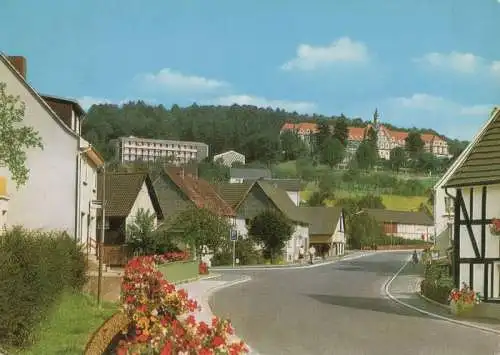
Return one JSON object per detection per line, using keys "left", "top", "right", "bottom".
{"left": 415, "top": 281, "right": 450, "bottom": 310}
{"left": 173, "top": 273, "right": 222, "bottom": 286}
{"left": 200, "top": 275, "right": 261, "bottom": 355}
{"left": 213, "top": 251, "right": 377, "bottom": 271}
{"left": 383, "top": 257, "right": 500, "bottom": 336}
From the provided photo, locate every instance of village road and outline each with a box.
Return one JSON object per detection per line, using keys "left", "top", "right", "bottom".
{"left": 210, "top": 252, "right": 500, "bottom": 355}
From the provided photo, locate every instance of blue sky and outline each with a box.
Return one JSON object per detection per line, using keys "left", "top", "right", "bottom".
{"left": 2, "top": 0, "right": 500, "bottom": 140}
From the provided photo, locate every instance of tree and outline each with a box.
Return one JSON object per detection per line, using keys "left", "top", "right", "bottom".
{"left": 357, "top": 194, "right": 385, "bottom": 209}
{"left": 295, "top": 157, "right": 317, "bottom": 181}
{"left": 169, "top": 207, "right": 230, "bottom": 261}
{"left": 249, "top": 210, "right": 293, "bottom": 263}
{"left": 405, "top": 131, "right": 425, "bottom": 157}
{"left": 280, "top": 130, "right": 307, "bottom": 161}
{"left": 366, "top": 126, "right": 378, "bottom": 147}
{"left": 348, "top": 212, "right": 383, "bottom": 249}
{"left": 320, "top": 137, "right": 345, "bottom": 168}
{"left": 389, "top": 147, "right": 407, "bottom": 172}
{"left": 333, "top": 117, "right": 349, "bottom": 146}
{"left": 126, "top": 208, "right": 163, "bottom": 255}
{"left": 306, "top": 190, "right": 331, "bottom": 206}
{"left": 315, "top": 122, "right": 331, "bottom": 149}
{"left": 0, "top": 82, "right": 43, "bottom": 186}
{"left": 355, "top": 141, "right": 378, "bottom": 170}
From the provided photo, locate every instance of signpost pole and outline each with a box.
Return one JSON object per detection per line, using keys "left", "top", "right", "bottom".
{"left": 230, "top": 229, "right": 237, "bottom": 268}
{"left": 97, "top": 164, "right": 106, "bottom": 307}
{"left": 232, "top": 239, "right": 236, "bottom": 268}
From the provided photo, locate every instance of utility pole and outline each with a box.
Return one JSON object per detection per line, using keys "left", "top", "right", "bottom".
{"left": 97, "top": 164, "right": 106, "bottom": 307}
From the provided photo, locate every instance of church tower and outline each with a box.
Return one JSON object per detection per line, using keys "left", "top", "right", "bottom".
{"left": 373, "top": 108, "right": 380, "bottom": 131}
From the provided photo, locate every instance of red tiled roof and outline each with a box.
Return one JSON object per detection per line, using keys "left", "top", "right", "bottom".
{"left": 348, "top": 127, "right": 367, "bottom": 141}
{"left": 280, "top": 122, "right": 319, "bottom": 134}
{"left": 164, "top": 167, "right": 235, "bottom": 217}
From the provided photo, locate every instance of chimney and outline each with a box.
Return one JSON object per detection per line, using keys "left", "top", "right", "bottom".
{"left": 7, "top": 56, "right": 27, "bottom": 79}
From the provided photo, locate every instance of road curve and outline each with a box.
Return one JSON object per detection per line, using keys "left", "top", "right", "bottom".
{"left": 210, "top": 252, "right": 500, "bottom": 355}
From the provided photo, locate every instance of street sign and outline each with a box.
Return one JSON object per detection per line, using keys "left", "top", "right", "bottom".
{"left": 230, "top": 230, "right": 238, "bottom": 241}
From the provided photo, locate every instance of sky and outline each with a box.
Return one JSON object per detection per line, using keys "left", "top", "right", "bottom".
{"left": 1, "top": 0, "right": 500, "bottom": 140}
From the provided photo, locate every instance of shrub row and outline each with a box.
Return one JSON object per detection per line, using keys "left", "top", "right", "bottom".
{"left": 0, "top": 227, "right": 87, "bottom": 347}
{"left": 363, "top": 235, "right": 429, "bottom": 247}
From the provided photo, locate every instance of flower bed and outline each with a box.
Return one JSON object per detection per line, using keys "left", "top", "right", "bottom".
{"left": 448, "top": 283, "right": 481, "bottom": 317}
{"left": 115, "top": 256, "right": 248, "bottom": 354}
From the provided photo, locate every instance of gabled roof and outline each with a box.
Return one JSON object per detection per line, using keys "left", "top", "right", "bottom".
{"left": 257, "top": 181, "right": 309, "bottom": 224}
{"left": 163, "top": 167, "right": 235, "bottom": 216}
{"left": 97, "top": 172, "right": 163, "bottom": 219}
{"left": 0, "top": 54, "right": 79, "bottom": 138}
{"left": 362, "top": 209, "right": 433, "bottom": 226}
{"left": 262, "top": 178, "right": 302, "bottom": 192}
{"left": 230, "top": 168, "right": 271, "bottom": 180}
{"left": 214, "top": 182, "right": 254, "bottom": 209}
{"left": 41, "top": 94, "right": 85, "bottom": 117}
{"left": 213, "top": 150, "right": 244, "bottom": 159}
{"left": 443, "top": 107, "right": 500, "bottom": 188}
{"left": 300, "top": 207, "right": 343, "bottom": 235}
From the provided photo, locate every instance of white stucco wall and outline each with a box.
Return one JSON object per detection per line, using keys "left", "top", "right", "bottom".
{"left": 393, "top": 224, "right": 432, "bottom": 240}
{"left": 286, "top": 191, "right": 300, "bottom": 206}
{"left": 0, "top": 60, "right": 78, "bottom": 235}
{"left": 229, "top": 178, "right": 244, "bottom": 184}
{"left": 331, "top": 216, "right": 346, "bottom": 244}
{"left": 232, "top": 217, "right": 248, "bottom": 238}
{"left": 285, "top": 224, "right": 309, "bottom": 262}
{"left": 125, "top": 181, "right": 157, "bottom": 228}
{"left": 78, "top": 142, "right": 99, "bottom": 249}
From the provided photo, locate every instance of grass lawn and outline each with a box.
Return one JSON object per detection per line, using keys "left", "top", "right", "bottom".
{"left": 14, "top": 291, "right": 117, "bottom": 355}
{"left": 158, "top": 261, "right": 198, "bottom": 284}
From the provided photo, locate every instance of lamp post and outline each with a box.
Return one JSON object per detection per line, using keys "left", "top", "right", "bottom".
{"left": 97, "top": 163, "right": 106, "bottom": 307}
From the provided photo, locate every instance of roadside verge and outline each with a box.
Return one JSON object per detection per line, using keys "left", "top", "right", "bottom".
{"left": 383, "top": 258, "right": 500, "bottom": 336}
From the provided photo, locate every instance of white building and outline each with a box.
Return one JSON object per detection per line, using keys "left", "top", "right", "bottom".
{"left": 213, "top": 150, "right": 245, "bottom": 167}
{"left": 442, "top": 107, "right": 500, "bottom": 302}
{"left": 0, "top": 54, "right": 104, "bottom": 247}
{"left": 114, "top": 136, "right": 209, "bottom": 164}
{"left": 362, "top": 209, "right": 434, "bottom": 241}
{"left": 433, "top": 108, "right": 499, "bottom": 254}
{"left": 301, "top": 207, "right": 346, "bottom": 256}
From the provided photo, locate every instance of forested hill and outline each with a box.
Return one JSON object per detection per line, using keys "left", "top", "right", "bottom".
{"left": 82, "top": 101, "right": 468, "bottom": 162}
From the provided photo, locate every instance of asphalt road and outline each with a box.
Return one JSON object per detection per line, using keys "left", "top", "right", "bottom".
{"left": 210, "top": 252, "right": 500, "bottom": 355}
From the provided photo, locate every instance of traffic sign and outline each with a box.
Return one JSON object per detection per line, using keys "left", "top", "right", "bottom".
{"left": 230, "top": 230, "right": 238, "bottom": 241}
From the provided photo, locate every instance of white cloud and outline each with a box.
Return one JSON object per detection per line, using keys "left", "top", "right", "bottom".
{"left": 77, "top": 96, "right": 157, "bottom": 111}
{"left": 137, "top": 68, "right": 229, "bottom": 93}
{"left": 414, "top": 51, "right": 500, "bottom": 76}
{"left": 281, "top": 37, "right": 370, "bottom": 71}
{"left": 206, "top": 94, "right": 316, "bottom": 113}
{"left": 384, "top": 93, "right": 493, "bottom": 140}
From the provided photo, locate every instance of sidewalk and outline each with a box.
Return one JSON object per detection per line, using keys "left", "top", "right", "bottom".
{"left": 177, "top": 275, "right": 260, "bottom": 354}
{"left": 387, "top": 261, "right": 500, "bottom": 332}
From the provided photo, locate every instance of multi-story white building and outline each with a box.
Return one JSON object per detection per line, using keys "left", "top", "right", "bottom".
{"left": 114, "top": 136, "right": 209, "bottom": 164}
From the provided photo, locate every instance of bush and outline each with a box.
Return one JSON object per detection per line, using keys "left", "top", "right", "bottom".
{"left": 420, "top": 262, "right": 454, "bottom": 304}
{"left": 212, "top": 238, "right": 264, "bottom": 266}
{"left": 0, "top": 227, "right": 87, "bottom": 347}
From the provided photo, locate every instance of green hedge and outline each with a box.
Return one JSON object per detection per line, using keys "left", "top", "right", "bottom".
{"left": 420, "top": 261, "right": 454, "bottom": 304}
{"left": 0, "top": 227, "right": 87, "bottom": 347}
{"left": 364, "top": 234, "right": 429, "bottom": 247}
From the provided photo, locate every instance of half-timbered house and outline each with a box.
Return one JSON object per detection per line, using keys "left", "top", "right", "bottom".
{"left": 443, "top": 107, "right": 500, "bottom": 302}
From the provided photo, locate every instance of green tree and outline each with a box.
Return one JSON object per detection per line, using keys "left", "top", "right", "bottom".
{"left": 349, "top": 212, "right": 383, "bottom": 249}
{"left": 0, "top": 82, "right": 43, "bottom": 187}
{"left": 355, "top": 141, "right": 378, "bottom": 170}
{"left": 333, "top": 117, "right": 349, "bottom": 146}
{"left": 280, "top": 130, "right": 308, "bottom": 161}
{"left": 315, "top": 121, "right": 331, "bottom": 149}
{"left": 126, "top": 208, "right": 162, "bottom": 255}
{"left": 405, "top": 131, "right": 425, "bottom": 157}
{"left": 295, "top": 157, "right": 316, "bottom": 181}
{"left": 320, "top": 137, "right": 345, "bottom": 168}
{"left": 169, "top": 207, "right": 230, "bottom": 261}
{"left": 357, "top": 194, "right": 385, "bottom": 209}
{"left": 389, "top": 147, "right": 407, "bottom": 172}
{"left": 249, "top": 210, "right": 293, "bottom": 263}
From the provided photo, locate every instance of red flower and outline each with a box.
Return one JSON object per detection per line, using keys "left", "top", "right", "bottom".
{"left": 161, "top": 341, "right": 173, "bottom": 355}
{"left": 212, "top": 335, "right": 225, "bottom": 347}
